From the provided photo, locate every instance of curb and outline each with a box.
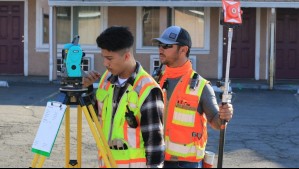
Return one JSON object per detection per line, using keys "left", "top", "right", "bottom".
{"left": 230, "top": 83, "right": 299, "bottom": 92}
{"left": 1, "top": 77, "right": 298, "bottom": 92}
{"left": 91, "top": 83, "right": 297, "bottom": 92}
{"left": 0, "top": 81, "right": 9, "bottom": 87}
{"left": 7, "top": 80, "right": 61, "bottom": 86}
{"left": 212, "top": 86, "right": 232, "bottom": 93}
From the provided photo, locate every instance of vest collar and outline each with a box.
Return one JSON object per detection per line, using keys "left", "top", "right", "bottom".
{"left": 164, "top": 60, "right": 193, "bottom": 79}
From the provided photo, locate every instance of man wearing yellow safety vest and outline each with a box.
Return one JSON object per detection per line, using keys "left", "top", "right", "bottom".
{"left": 83, "top": 26, "right": 165, "bottom": 168}
{"left": 152, "top": 26, "right": 234, "bottom": 168}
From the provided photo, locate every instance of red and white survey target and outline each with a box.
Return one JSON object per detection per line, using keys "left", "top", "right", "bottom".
{"left": 222, "top": 0, "right": 242, "bottom": 24}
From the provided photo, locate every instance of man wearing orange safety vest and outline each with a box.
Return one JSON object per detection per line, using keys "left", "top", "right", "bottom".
{"left": 152, "top": 26, "right": 234, "bottom": 168}
{"left": 83, "top": 26, "right": 165, "bottom": 168}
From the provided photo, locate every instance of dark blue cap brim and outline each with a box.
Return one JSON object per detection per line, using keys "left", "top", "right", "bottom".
{"left": 152, "top": 38, "right": 179, "bottom": 45}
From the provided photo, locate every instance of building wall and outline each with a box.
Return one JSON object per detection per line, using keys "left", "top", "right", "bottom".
{"left": 93, "top": 7, "right": 221, "bottom": 78}
{"left": 28, "top": 0, "right": 49, "bottom": 76}
{"left": 199, "top": 7, "right": 219, "bottom": 79}
{"left": 25, "top": 3, "right": 271, "bottom": 80}
{"left": 2, "top": 0, "right": 298, "bottom": 81}
{"left": 94, "top": 7, "right": 139, "bottom": 74}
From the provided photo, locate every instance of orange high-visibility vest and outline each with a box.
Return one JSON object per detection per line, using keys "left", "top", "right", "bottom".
{"left": 159, "top": 70, "right": 208, "bottom": 162}
{"left": 96, "top": 67, "right": 161, "bottom": 168}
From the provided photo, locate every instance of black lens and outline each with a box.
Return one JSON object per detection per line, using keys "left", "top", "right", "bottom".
{"left": 158, "top": 43, "right": 173, "bottom": 49}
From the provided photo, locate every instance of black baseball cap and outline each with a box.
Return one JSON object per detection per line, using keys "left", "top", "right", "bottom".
{"left": 152, "top": 26, "right": 192, "bottom": 48}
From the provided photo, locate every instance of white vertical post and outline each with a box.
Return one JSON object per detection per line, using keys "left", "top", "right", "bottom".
{"left": 24, "top": 0, "right": 28, "bottom": 76}
{"left": 49, "top": 6, "right": 57, "bottom": 81}
{"left": 53, "top": 7, "right": 57, "bottom": 80}
{"left": 255, "top": 8, "right": 261, "bottom": 80}
{"left": 269, "top": 8, "right": 276, "bottom": 90}
{"left": 49, "top": 6, "right": 53, "bottom": 81}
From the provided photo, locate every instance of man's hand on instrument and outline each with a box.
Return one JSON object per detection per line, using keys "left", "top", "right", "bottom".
{"left": 218, "top": 103, "right": 233, "bottom": 122}
{"left": 83, "top": 70, "right": 101, "bottom": 88}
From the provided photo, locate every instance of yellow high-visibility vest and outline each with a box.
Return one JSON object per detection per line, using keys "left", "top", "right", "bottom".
{"left": 96, "top": 67, "right": 161, "bottom": 167}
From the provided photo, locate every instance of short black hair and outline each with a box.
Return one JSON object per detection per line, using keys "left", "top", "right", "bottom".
{"left": 96, "top": 26, "right": 134, "bottom": 52}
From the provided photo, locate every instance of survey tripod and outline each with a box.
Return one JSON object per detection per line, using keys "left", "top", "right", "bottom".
{"left": 31, "top": 87, "right": 117, "bottom": 168}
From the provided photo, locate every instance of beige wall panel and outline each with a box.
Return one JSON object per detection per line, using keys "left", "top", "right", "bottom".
{"left": 94, "top": 53, "right": 105, "bottom": 74}
{"left": 136, "top": 53, "right": 152, "bottom": 73}
{"left": 197, "top": 7, "right": 219, "bottom": 79}
{"left": 28, "top": 0, "right": 49, "bottom": 76}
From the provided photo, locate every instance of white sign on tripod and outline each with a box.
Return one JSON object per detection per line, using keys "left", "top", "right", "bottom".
{"left": 31, "top": 101, "right": 66, "bottom": 157}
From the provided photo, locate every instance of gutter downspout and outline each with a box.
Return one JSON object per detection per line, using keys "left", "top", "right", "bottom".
{"left": 269, "top": 8, "right": 276, "bottom": 90}
{"left": 49, "top": 6, "right": 57, "bottom": 81}
{"left": 24, "top": 0, "right": 28, "bottom": 76}
{"left": 49, "top": 6, "right": 53, "bottom": 81}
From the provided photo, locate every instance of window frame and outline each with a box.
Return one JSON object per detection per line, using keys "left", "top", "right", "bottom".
{"left": 36, "top": 1, "right": 107, "bottom": 53}
{"left": 136, "top": 7, "right": 210, "bottom": 54}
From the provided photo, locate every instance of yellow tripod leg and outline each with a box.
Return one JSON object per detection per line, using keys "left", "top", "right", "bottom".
{"left": 77, "top": 105, "right": 82, "bottom": 168}
{"left": 65, "top": 105, "right": 71, "bottom": 168}
{"left": 87, "top": 104, "right": 117, "bottom": 167}
{"left": 81, "top": 105, "right": 117, "bottom": 168}
{"left": 36, "top": 156, "right": 46, "bottom": 168}
{"left": 31, "top": 154, "right": 46, "bottom": 168}
{"left": 64, "top": 105, "right": 83, "bottom": 168}
{"left": 31, "top": 154, "right": 39, "bottom": 167}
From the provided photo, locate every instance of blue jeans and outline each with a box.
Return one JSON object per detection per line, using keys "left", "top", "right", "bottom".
{"left": 164, "top": 161, "right": 203, "bottom": 168}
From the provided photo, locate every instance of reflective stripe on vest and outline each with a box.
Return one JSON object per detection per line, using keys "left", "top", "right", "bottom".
{"left": 98, "top": 149, "right": 147, "bottom": 168}
{"left": 96, "top": 68, "right": 160, "bottom": 167}
{"left": 162, "top": 71, "right": 208, "bottom": 162}
{"left": 98, "top": 71, "right": 111, "bottom": 90}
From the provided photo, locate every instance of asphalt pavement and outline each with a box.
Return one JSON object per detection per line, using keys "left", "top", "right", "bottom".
{"left": 0, "top": 77, "right": 299, "bottom": 168}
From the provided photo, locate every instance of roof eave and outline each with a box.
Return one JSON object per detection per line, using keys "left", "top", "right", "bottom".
{"left": 48, "top": 1, "right": 299, "bottom": 8}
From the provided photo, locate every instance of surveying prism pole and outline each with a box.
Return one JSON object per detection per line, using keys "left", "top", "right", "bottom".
{"left": 217, "top": 27, "right": 233, "bottom": 169}
{"left": 217, "top": 0, "right": 242, "bottom": 168}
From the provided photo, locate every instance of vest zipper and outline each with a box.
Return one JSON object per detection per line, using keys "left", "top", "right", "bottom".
{"left": 108, "top": 102, "right": 114, "bottom": 142}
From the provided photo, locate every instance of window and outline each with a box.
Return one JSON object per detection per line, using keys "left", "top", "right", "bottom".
{"left": 137, "top": 7, "right": 210, "bottom": 54}
{"left": 142, "top": 7, "right": 160, "bottom": 47}
{"left": 150, "top": 55, "right": 161, "bottom": 75}
{"left": 173, "top": 7, "right": 205, "bottom": 48}
{"left": 36, "top": 0, "right": 106, "bottom": 51}
{"left": 38, "top": 0, "right": 49, "bottom": 45}
{"left": 56, "top": 7, "right": 71, "bottom": 44}
{"left": 56, "top": 6, "right": 102, "bottom": 45}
